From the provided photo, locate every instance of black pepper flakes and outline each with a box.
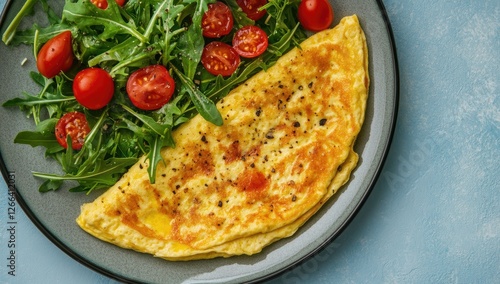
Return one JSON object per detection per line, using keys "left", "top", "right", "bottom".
{"left": 256, "top": 108, "right": 262, "bottom": 117}
{"left": 292, "top": 195, "right": 297, "bottom": 202}
{"left": 265, "top": 129, "right": 275, "bottom": 139}
{"left": 319, "top": 118, "right": 327, "bottom": 126}
{"left": 201, "top": 135, "right": 207, "bottom": 143}
{"left": 293, "top": 121, "right": 301, "bottom": 128}
{"left": 218, "top": 201, "right": 223, "bottom": 207}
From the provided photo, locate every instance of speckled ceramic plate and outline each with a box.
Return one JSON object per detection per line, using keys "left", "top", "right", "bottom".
{"left": 0, "top": 1, "right": 398, "bottom": 283}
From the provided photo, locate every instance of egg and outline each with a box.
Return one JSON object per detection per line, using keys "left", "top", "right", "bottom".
{"left": 76, "top": 15, "right": 369, "bottom": 260}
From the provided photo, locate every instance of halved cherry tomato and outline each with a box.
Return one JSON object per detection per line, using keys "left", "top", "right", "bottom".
{"left": 90, "top": 0, "right": 126, "bottom": 9}
{"left": 202, "top": 2, "right": 234, "bottom": 38}
{"left": 55, "top": 112, "right": 91, "bottom": 150}
{"left": 126, "top": 65, "right": 176, "bottom": 111}
{"left": 36, "top": 31, "right": 74, "bottom": 79}
{"left": 232, "top": 25, "right": 268, "bottom": 58}
{"left": 73, "top": 68, "right": 115, "bottom": 110}
{"left": 237, "top": 0, "right": 267, "bottom": 21}
{"left": 201, "top": 41, "right": 241, "bottom": 77}
{"left": 298, "top": 0, "right": 334, "bottom": 31}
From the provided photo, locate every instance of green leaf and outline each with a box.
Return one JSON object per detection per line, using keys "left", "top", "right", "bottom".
{"left": 39, "top": 179, "right": 64, "bottom": 192}
{"left": 14, "top": 131, "right": 61, "bottom": 149}
{"left": 2, "top": 92, "right": 75, "bottom": 107}
{"left": 121, "top": 104, "right": 170, "bottom": 136}
{"left": 176, "top": 0, "right": 209, "bottom": 79}
{"left": 1, "top": 0, "right": 39, "bottom": 45}
{"left": 62, "top": 0, "right": 146, "bottom": 42}
{"left": 224, "top": 0, "right": 255, "bottom": 28}
{"left": 33, "top": 157, "right": 138, "bottom": 184}
{"left": 87, "top": 37, "right": 141, "bottom": 67}
{"left": 170, "top": 63, "right": 223, "bottom": 126}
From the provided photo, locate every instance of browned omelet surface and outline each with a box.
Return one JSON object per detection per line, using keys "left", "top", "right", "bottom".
{"left": 77, "top": 15, "right": 369, "bottom": 260}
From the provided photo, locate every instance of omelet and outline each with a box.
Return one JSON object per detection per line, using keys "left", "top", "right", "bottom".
{"left": 77, "top": 15, "right": 369, "bottom": 260}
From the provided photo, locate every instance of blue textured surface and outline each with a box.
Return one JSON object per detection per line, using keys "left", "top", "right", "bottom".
{"left": 1, "top": 0, "right": 499, "bottom": 283}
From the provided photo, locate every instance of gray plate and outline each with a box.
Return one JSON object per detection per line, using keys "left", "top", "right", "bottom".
{"left": 0, "top": 1, "right": 398, "bottom": 283}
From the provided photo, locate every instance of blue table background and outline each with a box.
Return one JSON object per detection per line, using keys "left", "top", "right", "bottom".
{"left": 1, "top": 1, "right": 498, "bottom": 283}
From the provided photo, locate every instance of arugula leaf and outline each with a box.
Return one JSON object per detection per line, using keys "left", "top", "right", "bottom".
{"left": 39, "top": 179, "right": 64, "bottom": 193}
{"left": 171, "top": 63, "right": 223, "bottom": 126}
{"left": 14, "top": 131, "right": 61, "bottom": 149}
{"left": 176, "top": 0, "right": 209, "bottom": 80}
{"left": 62, "top": 0, "right": 146, "bottom": 42}
{"left": 33, "top": 157, "right": 138, "bottom": 191}
{"left": 2, "top": 92, "right": 75, "bottom": 107}
{"left": 224, "top": 0, "right": 254, "bottom": 28}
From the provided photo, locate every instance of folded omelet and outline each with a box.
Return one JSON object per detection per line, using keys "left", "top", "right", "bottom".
{"left": 77, "top": 15, "right": 369, "bottom": 260}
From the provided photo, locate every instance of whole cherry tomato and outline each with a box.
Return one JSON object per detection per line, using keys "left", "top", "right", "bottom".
{"left": 90, "top": 0, "right": 126, "bottom": 9}
{"left": 36, "top": 30, "right": 74, "bottom": 78}
{"left": 201, "top": 41, "right": 241, "bottom": 77}
{"left": 298, "top": 0, "right": 334, "bottom": 31}
{"left": 126, "top": 65, "right": 176, "bottom": 111}
{"left": 232, "top": 25, "right": 268, "bottom": 58}
{"left": 73, "top": 68, "right": 115, "bottom": 110}
{"left": 202, "top": 2, "right": 234, "bottom": 38}
{"left": 237, "top": 0, "right": 267, "bottom": 21}
{"left": 55, "top": 111, "right": 91, "bottom": 150}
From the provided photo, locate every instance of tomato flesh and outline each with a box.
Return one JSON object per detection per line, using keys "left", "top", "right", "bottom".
{"left": 237, "top": 0, "right": 267, "bottom": 21}
{"left": 73, "top": 68, "right": 115, "bottom": 110}
{"left": 201, "top": 41, "right": 241, "bottom": 77}
{"left": 202, "top": 2, "right": 234, "bottom": 38}
{"left": 36, "top": 31, "right": 74, "bottom": 79}
{"left": 55, "top": 112, "right": 91, "bottom": 150}
{"left": 126, "top": 65, "right": 176, "bottom": 111}
{"left": 298, "top": 0, "right": 334, "bottom": 31}
{"left": 232, "top": 25, "right": 268, "bottom": 58}
{"left": 91, "top": 0, "right": 126, "bottom": 9}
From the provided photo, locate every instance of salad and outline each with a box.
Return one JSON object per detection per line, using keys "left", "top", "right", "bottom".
{"left": 1, "top": 0, "right": 333, "bottom": 193}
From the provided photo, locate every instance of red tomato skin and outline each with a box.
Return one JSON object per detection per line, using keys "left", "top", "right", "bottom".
{"left": 55, "top": 111, "right": 91, "bottom": 150}
{"left": 91, "top": 0, "right": 126, "bottom": 9}
{"left": 36, "top": 31, "right": 74, "bottom": 79}
{"left": 237, "top": 0, "right": 267, "bottom": 21}
{"left": 232, "top": 25, "right": 268, "bottom": 58}
{"left": 115, "top": 0, "right": 126, "bottom": 6}
{"left": 73, "top": 68, "right": 115, "bottom": 110}
{"left": 298, "top": 0, "right": 334, "bottom": 31}
{"left": 126, "top": 65, "right": 176, "bottom": 111}
{"left": 202, "top": 2, "right": 234, "bottom": 38}
{"left": 201, "top": 41, "right": 241, "bottom": 77}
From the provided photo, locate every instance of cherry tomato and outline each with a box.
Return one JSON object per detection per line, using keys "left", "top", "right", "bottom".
{"left": 36, "top": 31, "right": 74, "bottom": 79}
{"left": 202, "top": 2, "right": 234, "bottom": 38}
{"left": 126, "top": 65, "right": 176, "bottom": 111}
{"left": 201, "top": 41, "right": 241, "bottom": 77}
{"left": 236, "top": 0, "right": 267, "bottom": 21}
{"left": 90, "top": 0, "right": 126, "bottom": 9}
{"left": 55, "top": 111, "right": 91, "bottom": 150}
{"left": 73, "top": 68, "right": 115, "bottom": 110}
{"left": 232, "top": 25, "right": 268, "bottom": 58}
{"left": 298, "top": 0, "right": 334, "bottom": 31}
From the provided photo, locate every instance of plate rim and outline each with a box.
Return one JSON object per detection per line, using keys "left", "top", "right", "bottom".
{"left": 0, "top": 0, "right": 399, "bottom": 282}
